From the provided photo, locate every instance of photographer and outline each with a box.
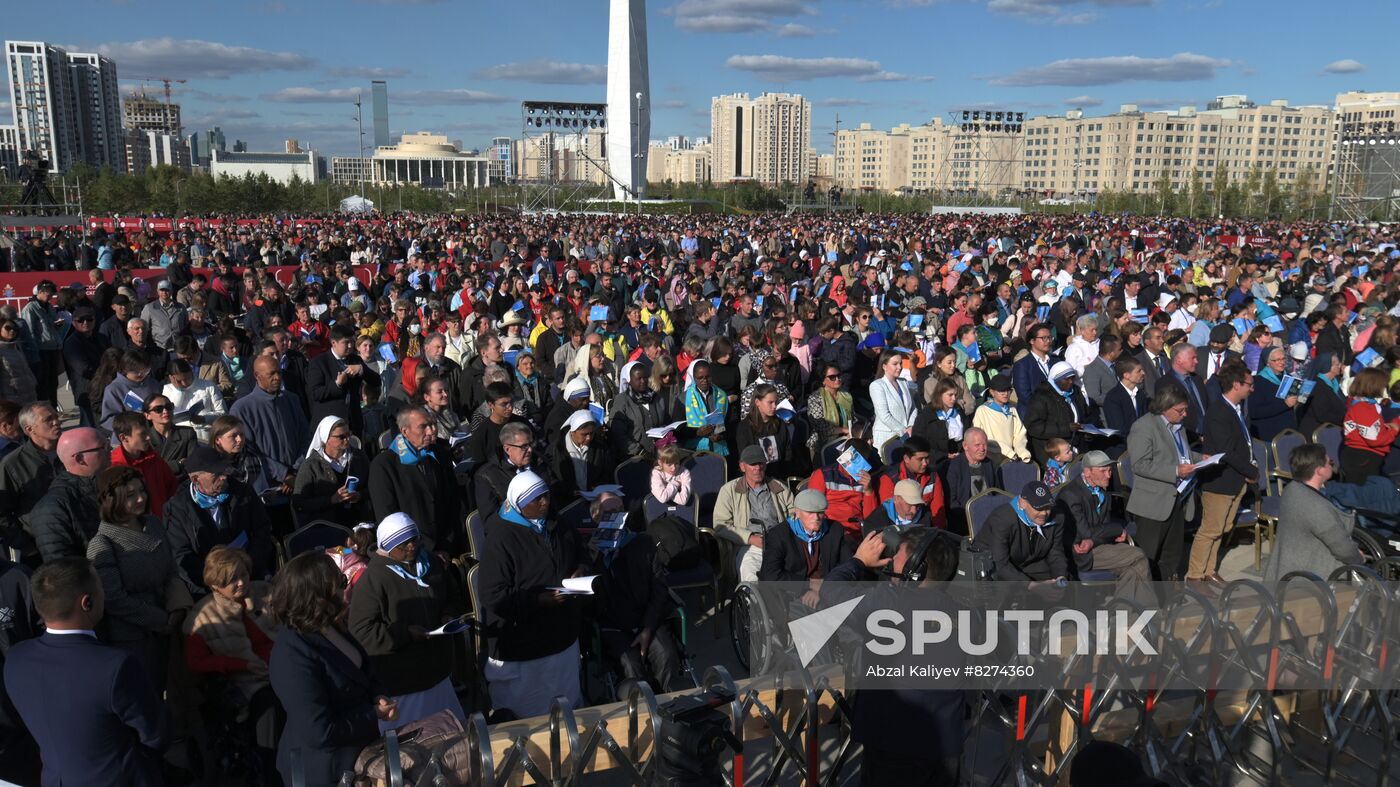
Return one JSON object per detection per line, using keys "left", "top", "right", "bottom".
{"left": 821, "top": 528, "right": 967, "bottom": 786}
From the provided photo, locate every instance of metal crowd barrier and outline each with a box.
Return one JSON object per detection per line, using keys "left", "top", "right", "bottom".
{"left": 347, "top": 565, "right": 1400, "bottom": 786}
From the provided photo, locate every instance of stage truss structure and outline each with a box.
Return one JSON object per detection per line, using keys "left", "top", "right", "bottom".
{"left": 932, "top": 108, "right": 1027, "bottom": 208}
{"left": 1329, "top": 114, "right": 1400, "bottom": 222}
{"left": 518, "top": 101, "right": 633, "bottom": 212}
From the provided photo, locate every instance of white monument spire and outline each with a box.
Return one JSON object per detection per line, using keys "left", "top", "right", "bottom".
{"left": 606, "top": 0, "right": 650, "bottom": 201}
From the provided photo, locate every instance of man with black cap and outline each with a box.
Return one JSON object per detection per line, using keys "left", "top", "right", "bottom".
{"left": 163, "top": 445, "right": 274, "bottom": 595}
{"left": 1200, "top": 324, "right": 1240, "bottom": 383}
{"left": 98, "top": 294, "right": 133, "bottom": 349}
{"left": 974, "top": 481, "right": 1069, "bottom": 586}
{"left": 713, "top": 444, "right": 795, "bottom": 583}
{"left": 19, "top": 280, "right": 63, "bottom": 406}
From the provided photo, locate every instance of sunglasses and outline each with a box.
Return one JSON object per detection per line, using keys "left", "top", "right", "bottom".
{"left": 825, "top": 374, "right": 840, "bottom": 380}
{"left": 147, "top": 404, "right": 172, "bottom": 414}
{"left": 74, "top": 316, "right": 94, "bottom": 324}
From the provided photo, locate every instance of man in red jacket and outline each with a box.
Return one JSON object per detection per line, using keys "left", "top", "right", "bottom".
{"left": 873, "top": 436, "right": 947, "bottom": 529}
{"left": 806, "top": 442, "right": 879, "bottom": 540}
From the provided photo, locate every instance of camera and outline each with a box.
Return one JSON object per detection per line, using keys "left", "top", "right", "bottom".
{"left": 654, "top": 688, "right": 741, "bottom": 787}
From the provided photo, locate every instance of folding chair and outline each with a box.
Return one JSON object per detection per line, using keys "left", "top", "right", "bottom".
{"left": 1312, "top": 423, "right": 1342, "bottom": 466}
{"left": 687, "top": 451, "right": 727, "bottom": 500}
{"left": 557, "top": 499, "right": 593, "bottom": 531}
{"left": 615, "top": 457, "right": 653, "bottom": 501}
{"left": 464, "top": 510, "right": 485, "bottom": 561}
{"left": 283, "top": 521, "right": 352, "bottom": 560}
{"left": 1270, "top": 429, "right": 1307, "bottom": 481}
{"left": 964, "top": 488, "right": 1013, "bottom": 538}
{"left": 999, "top": 460, "right": 1040, "bottom": 495}
{"left": 644, "top": 494, "right": 695, "bottom": 526}
{"left": 880, "top": 436, "right": 906, "bottom": 467}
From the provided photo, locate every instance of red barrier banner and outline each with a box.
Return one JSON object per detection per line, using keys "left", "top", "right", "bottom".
{"left": 88, "top": 218, "right": 116, "bottom": 231}
{"left": 147, "top": 219, "right": 174, "bottom": 234}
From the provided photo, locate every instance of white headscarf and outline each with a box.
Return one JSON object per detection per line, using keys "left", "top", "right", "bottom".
{"left": 619, "top": 360, "right": 642, "bottom": 390}
{"left": 506, "top": 470, "right": 548, "bottom": 511}
{"left": 306, "top": 415, "right": 349, "bottom": 472}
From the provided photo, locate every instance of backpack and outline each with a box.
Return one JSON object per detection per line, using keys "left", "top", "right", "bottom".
{"left": 647, "top": 515, "right": 704, "bottom": 571}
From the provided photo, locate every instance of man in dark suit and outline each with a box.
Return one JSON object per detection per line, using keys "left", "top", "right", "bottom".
{"left": 941, "top": 428, "right": 1002, "bottom": 534}
{"left": 1055, "top": 451, "right": 1153, "bottom": 604}
{"left": 1156, "top": 342, "right": 1209, "bottom": 446}
{"left": 1133, "top": 326, "right": 1169, "bottom": 398}
{"left": 305, "top": 324, "right": 367, "bottom": 437}
{"left": 1186, "top": 364, "right": 1258, "bottom": 583}
{"left": 1199, "top": 324, "right": 1242, "bottom": 384}
{"left": 4, "top": 557, "right": 171, "bottom": 786}
{"left": 1011, "top": 323, "right": 1057, "bottom": 416}
{"left": 974, "top": 481, "right": 1069, "bottom": 583}
{"left": 1101, "top": 356, "right": 1149, "bottom": 457}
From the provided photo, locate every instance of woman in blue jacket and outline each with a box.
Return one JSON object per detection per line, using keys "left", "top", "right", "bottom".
{"left": 269, "top": 552, "right": 397, "bottom": 786}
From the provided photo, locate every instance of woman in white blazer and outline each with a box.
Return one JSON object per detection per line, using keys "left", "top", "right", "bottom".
{"left": 869, "top": 350, "right": 918, "bottom": 454}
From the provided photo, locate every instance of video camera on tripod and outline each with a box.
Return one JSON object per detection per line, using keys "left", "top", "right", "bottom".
{"left": 654, "top": 687, "right": 742, "bottom": 787}
{"left": 18, "top": 149, "right": 56, "bottom": 213}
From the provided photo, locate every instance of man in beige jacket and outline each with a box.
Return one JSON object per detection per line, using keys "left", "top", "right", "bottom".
{"left": 712, "top": 445, "right": 795, "bottom": 583}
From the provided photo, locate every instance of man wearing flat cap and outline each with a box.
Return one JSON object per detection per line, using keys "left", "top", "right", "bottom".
{"left": 758, "top": 489, "right": 855, "bottom": 609}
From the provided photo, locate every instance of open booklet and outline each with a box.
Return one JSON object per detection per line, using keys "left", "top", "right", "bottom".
{"left": 428, "top": 617, "right": 473, "bottom": 637}
{"left": 1077, "top": 424, "right": 1119, "bottom": 437}
{"left": 1176, "top": 453, "right": 1225, "bottom": 493}
{"left": 645, "top": 420, "right": 687, "bottom": 439}
{"left": 548, "top": 575, "right": 598, "bottom": 595}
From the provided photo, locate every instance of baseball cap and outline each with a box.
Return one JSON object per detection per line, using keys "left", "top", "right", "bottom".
{"left": 893, "top": 479, "right": 924, "bottom": 506}
{"left": 739, "top": 445, "right": 769, "bottom": 466}
{"left": 794, "top": 489, "right": 829, "bottom": 513}
{"left": 1081, "top": 450, "right": 1113, "bottom": 469}
{"left": 157, "top": 280, "right": 172, "bottom": 290}
{"left": 1021, "top": 481, "right": 1055, "bottom": 511}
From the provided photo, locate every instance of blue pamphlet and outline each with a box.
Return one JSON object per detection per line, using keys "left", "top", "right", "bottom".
{"left": 1130, "top": 308, "right": 1149, "bottom": 324}
{"left": 589, "top": 402, "right": 606, "bottom": 424}
{"left": 503, "top": 349, "right": 520, "bottom": 367}
{"left": 755, "top": 295, "right": 765, "bottom": 309}
{"left": 1355, "top": 347, "right": 1382, "bottom": 369}
{"left": 1036, "top": 304, "right": 1052, "bottom": 321}
{"left": 378, "top": 343, "right": 397, "bottom": 363}
{"left": 703, "top": 411, "right": 726, "bottom": 427}
{"left": 589, "top": 305, "right": 610, "bottom": 322}
{"left": 838, "top": 446, "right": 872, "bottom": 481}
{"left": 1262, "top": 316, "right": 1285, "bottom": 333}
{"left": 123, "top": 389, "right": 145, "bottom": 412}
{"left": 907, "top": 314, "right": 924, "bottom": 328}
{"left": 711, "top": 297, "right": 722, "bottom": 309}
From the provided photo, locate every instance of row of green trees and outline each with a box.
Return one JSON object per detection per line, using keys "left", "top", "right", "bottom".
{"left": 19, "top": 161, "right": 1360, "bottom": 220}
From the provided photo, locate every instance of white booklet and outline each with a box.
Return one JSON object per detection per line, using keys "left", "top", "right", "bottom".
{"left": 549, "top": 575, "right": 599, "bottom": 595}
{"left": 645, "top": 420, "right": 687, "bottom": 439}
{"left": 428, "top": 617, "right": 472, "bottom": 637}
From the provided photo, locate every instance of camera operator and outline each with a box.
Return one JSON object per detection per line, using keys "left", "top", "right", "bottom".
{"left": 821, "top": 528, "right": 967, "bottom": 786}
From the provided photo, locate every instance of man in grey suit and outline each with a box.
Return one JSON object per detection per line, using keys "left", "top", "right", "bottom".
{"left": 1082, "top": 334, "right": 1123, "bottom": 407}
{"left": 1126, "top": 385, "right": 1204, "bottom": 581}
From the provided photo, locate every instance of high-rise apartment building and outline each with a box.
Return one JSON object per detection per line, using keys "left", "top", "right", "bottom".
{"left": 67, "top": 52, "right": 122, "bottom": 170}
{"left": 6, "top": 41, "right": 81, "bottom": 172}
{"left": 710, "top": 92, "right": 811, "bottom": 186}
{"left": 371, "top": 80, "right": 390, "bottom": 149}
{"left": 833, "top": 117, "right": 1019, "bottom": 194}
{"left": 5, "top": 41, "right": 124, "bottom": 172}
{"left": 123, "top": 91, "right": 181, "bottom": 135}
{"left": 124, "top": 129, "right": 191, "bottom": 175}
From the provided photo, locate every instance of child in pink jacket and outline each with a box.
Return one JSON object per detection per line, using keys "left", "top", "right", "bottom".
{"left": 650, "top": 445, "right": 692, "bottom": 506}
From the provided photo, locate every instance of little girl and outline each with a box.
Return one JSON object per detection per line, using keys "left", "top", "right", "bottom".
{"left": 650, "top": 445, "right": 692, "bottom": 506}
{"left": 1042, "top": 438, "right": 1076, "bottom": 488}
{"left": 328, "top": 524, "right": 377, "bottom": 603}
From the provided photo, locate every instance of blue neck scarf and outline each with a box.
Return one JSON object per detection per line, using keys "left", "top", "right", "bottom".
{"left": 1316, "top": 374, "right": 1342, "bottom": 397}
{"left": 1355, "top": 397, "right": 1381, "bottom": 407}
{"left": 1057, "top": 384, "right": 1075, "bottom": 403}
{"left": 392, "top": 434, "right": 432, "bottom": 466}
{"left": 937, "top": 408, "right": 958, "bottom": 422}
{"left": 500, "top": 504, "right": 546, "bottom": 535}
{"left": 1047, "top": 457, "right": 1068, "bottom": 476}
{"left": 1013, "top": 499, "right": 1052, "bottom": 538}
{"left": 1087, "top": 484, "right": 1105, "bottom": 510}
{"left": 882, "top": 499, "right": 915, "bottom": 527}
{"left": 192, "top": 485, "right": 228, "bottom": 510}
{"left": 787, "top": 517, "right": 827, "bottom": 553}
{"left": 384, "top": 552, "right": 430, "bottom": 588}
{"left": 984, "top": 400, "right": 1013, "bottom": 417}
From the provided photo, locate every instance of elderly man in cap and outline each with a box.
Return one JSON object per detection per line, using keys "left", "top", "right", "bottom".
{"left": 975, "top": 481, "right": 1069, "bottom": 587}
{"left": 713, "top": 444, "right": 796, "bottom": 583}
{"left": 141, "top": 279, "right": 188, "bottom": 352}
{"left": 349, "top": 512, "right": 464, "bottom": 730}
{"left": 164, "top": 445, "right": 274, "bottom": 594}
{"left": 1055, "top": 451, "right": 1153, "bottom": 604}
{"left": 758, "top": 489, "right": 855, "bottom": 609}
{"left": 863, "top": 479, "right": 933, "bottom": 536}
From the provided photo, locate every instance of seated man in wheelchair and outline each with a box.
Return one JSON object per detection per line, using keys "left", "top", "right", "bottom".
{"left": 586, "top": 493, "right": 683, "bottom": 695}
{"left": 1054, "top": 450, "right": 1154, "bottom": 606}
{"left": 758, "top": 489, "right": 855, "bottom": 609}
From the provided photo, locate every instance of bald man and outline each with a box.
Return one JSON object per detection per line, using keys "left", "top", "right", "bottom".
{"left": 29, "top": 428, "right": 109, "bottom": 562}
{"left": 229, "top": 354, "right": 310, "bottom": 498}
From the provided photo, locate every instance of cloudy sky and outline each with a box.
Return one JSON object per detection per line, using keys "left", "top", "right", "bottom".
{"left": 13, "top": 0, "right": 1395, "bottom": 157}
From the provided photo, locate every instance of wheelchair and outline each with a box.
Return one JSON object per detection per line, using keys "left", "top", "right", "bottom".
{"left": 194, "top": 681, "right": 284, "bottom": 785}
{"left": 729, "top": 581, "right": 855, "bottom": 676}
{"left": 579, "top": 590, "right": 701, "bottom": 705}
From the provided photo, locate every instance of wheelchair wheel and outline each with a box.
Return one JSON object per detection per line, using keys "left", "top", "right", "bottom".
{"left": 729, "top": 583, "right": 780, "bottom": 675}
{"left": 1354, "top": 530, "right": 1395, "bottom": 579}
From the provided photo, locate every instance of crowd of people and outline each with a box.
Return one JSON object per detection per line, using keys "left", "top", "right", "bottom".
{"left": 0, "top": 208, "right": 1396, "bottom": 785}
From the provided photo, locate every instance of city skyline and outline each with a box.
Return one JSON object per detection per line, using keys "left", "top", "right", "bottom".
{"left": 5, "top": 0, "right": 1394, "bottom": 158}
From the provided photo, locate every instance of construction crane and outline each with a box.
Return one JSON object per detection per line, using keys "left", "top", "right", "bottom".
{"left": 130, "top": 77, "right": 186, "bottom": 107}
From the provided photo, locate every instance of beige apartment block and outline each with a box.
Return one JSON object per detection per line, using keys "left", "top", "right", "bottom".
{"left": 834, "top": 118, "right": 1021, "bottom": 195}
{"left": 710, "top": 92, "right": 811, "bottom": 186}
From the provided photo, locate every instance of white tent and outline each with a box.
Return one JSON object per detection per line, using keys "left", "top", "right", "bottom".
{"left": 340, "top": 195, "right": 374, "bottom": 214}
